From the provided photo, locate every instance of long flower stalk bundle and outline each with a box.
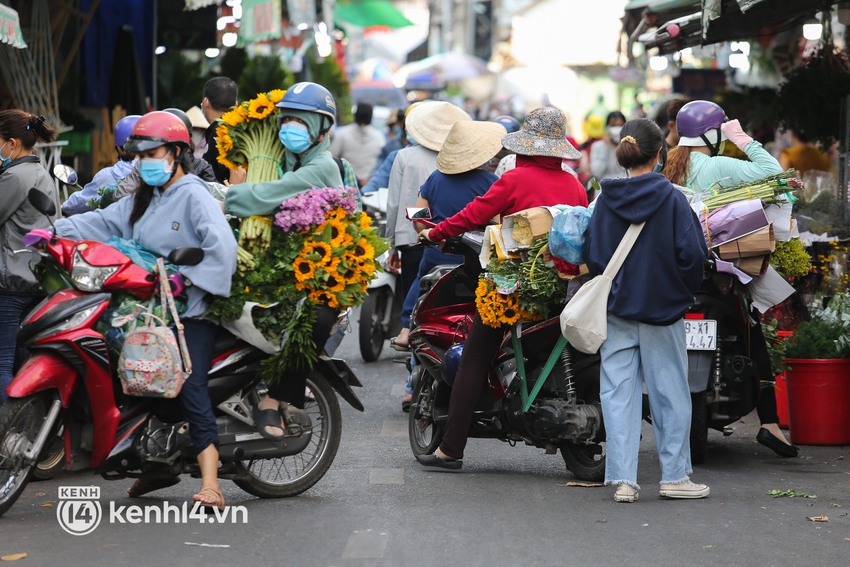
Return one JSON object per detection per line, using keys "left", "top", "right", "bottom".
{"left": 702, "top": 170, "right": 804, "bottom": 211}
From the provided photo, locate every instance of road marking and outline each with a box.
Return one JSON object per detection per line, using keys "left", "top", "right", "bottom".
{"left": 380, "top": 420, "right": 407, "bottom": 437}
{"left": 369, "top": 468, "right": 405, "bottom": 485}
{"left": 341, "top": 530, "right": 388, "bottom": 559}
{"left": 391, "top": 384, "right": 406, "bottom": 396}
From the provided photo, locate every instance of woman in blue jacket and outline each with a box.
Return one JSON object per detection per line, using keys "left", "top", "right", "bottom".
{"left": 585, "top": 118, "right": 709, "bottom": 503}
{"left": 51, "top": 112, "right": 237, "bottom": 510}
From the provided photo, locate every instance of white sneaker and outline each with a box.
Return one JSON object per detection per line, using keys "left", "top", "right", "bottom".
{"left": 614, "top": 483, "right": 639, "bottom": 503}
{"left": 659, "top": 480, "right": 709, "bottom": 499}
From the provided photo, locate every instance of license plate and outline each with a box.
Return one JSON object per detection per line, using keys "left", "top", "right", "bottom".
{"left": 685, "top": 320, "right": 717, "bottom": 351}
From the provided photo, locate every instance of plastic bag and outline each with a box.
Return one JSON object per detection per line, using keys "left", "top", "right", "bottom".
{"left": 548, "top": 206, "right": 592, "bottom": 265}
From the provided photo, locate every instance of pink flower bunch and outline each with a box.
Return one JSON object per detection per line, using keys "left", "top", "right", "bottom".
{"left": 274, "top": 186, "right": 358, "bottom": 232}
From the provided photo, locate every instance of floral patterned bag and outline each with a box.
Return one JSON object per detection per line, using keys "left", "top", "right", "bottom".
{"left": 117, "top": 258, "right": 192, "bottom": 398}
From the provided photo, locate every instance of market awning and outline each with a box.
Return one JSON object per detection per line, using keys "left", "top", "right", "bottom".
{"left": 0, "top": 4, "right": 27, "bottom": 49}
{"left": 702, "top": 0, "right": 820, "bottom": 45}
{"left": 335, "top": 1, "right": 413, "bottom": 29}
{"left": 238, "top": 0, "right": 283, "bottom": 45}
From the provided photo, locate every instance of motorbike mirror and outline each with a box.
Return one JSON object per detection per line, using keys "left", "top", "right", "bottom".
{"left": 167, "top": 247, "right": 205, "bottom": 266}
{"left": 28, "top": 188, "right": 56, "bottom": 217}
{"left": 53, "top": 164, "right": 78, "bottom": 186}
{"left": 406, "top": 207, "right": 432, "bottom": 221}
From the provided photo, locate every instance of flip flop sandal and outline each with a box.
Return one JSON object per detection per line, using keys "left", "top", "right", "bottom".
{"left": 192, "top": 486, "right": 225, "bottom": 511}
{"left": 253, "top": 406, "right": 286, "bottom": 442}
{"left": 127, "top": 475, "right": 181, "bottom": 498}
{"left": 390, "top": 337, "right": 411, "bottom": 352}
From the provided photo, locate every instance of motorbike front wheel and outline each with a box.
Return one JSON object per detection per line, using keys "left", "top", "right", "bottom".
{"left": 359, "top": 288, "right": 388, "bottom": 362}
{"left": 32, "top": 431, "right": 65, "bottom": 481}
{"left": 0, "top": 393, "right": 55, "bottom": 517}
{"left": 234, "top": 374, "right": 341, "bottom": 498}
{"left": 409, "top": 367, "right": 443, "bottom": 457}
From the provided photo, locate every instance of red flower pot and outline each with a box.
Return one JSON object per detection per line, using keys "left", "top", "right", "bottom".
{"left": 785, "top": 358, "right": 850, "bottom": 445}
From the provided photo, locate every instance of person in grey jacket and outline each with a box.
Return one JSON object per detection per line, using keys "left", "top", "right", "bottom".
{"left": 51, "top": 111, "right": 237, "bottom": 510}
{"left": 0, "top": 110, "right": 57, "bottom": 403}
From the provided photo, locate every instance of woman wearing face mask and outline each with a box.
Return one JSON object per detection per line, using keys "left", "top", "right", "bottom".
{"left": 0, "top": 110, "right": 58, "bottom": 404}
{"left": 225, "top": 82, "right": 344, "bottom": 442}
{"left": 44, "top": 111, "right": 238, "bottom": 509}
{"left": 589, "top": 111, "right": 627, "bottom": 182}
{"left": 663, "top": 101, "right": 798, "bottom": 458}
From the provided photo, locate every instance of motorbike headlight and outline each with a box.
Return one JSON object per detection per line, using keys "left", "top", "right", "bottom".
{"left": 71, "top": 252, "right": 118, "bottom": 292}
{"left": 33, "top": 305, "right": 100, "bottom": 341}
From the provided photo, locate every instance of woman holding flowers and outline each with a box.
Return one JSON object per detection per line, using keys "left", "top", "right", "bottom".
{"left": 417, "top": 107, "right": 587, "bottom": 469}
{"left": 663, "top": 101, "right": 798, "bottom": 459}
{"left": 223, "top": 83, "right": 345, "bottom": 441}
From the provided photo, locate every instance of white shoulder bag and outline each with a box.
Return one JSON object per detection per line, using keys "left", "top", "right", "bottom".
{"left": 559, "top": 221, "right": 646, "bottom": 354}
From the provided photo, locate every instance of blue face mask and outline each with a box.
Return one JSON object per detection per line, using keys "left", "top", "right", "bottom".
{"left": 0, "top": 141, "right": 12, "bottom": 169}
{"left": 139, "top": 154, "right": 174, "bottom": 187}
{"left": 279, "top": 122, "right": 312, "bottom": 154}
{"left": 393, "top": 125, "right": 403, "bottom": 138}
{"left": 405, "top": 133, "right": 418, "bottom": 146}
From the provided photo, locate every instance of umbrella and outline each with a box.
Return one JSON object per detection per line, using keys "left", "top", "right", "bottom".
{"left": 394, "top": 52, "right": 491, "bottom": 88}
{"left": 351, "top": 58, "right": 399, "bottom": 82}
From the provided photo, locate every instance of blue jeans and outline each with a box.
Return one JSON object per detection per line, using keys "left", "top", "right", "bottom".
{"left": 400, "top": 247, "right": 461, "bottom": 328}
{"left": 599, "top": 314, "right": 692, "bottom": 489}
{"left": 177, "top": 319, "right": 219, "bottom": 454}
{"left": 0, "top": 295, "right": 40, "bottom": 404}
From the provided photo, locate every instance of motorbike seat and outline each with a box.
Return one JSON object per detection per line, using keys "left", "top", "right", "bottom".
{"left": 212, "top": 326, "right": 249, "bottom": 355}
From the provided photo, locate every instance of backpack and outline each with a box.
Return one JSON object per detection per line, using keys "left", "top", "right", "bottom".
{"left": 117, "top": 258, "right": 192, "bottom": 398}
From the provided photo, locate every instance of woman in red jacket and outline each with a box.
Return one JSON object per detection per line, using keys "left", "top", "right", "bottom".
{"left": 418, "top": 107, "right": 588, "bottom": 469}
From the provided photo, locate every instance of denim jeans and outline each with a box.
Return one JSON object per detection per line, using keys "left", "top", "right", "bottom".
{"left": 400, "top": 246, "right": 461, "bottom": 328}
{"left": 599, "top": 314, "right": 692, "bottom": 489}
{"left": 0, "top": 295, "right": 41, "bottom": 404}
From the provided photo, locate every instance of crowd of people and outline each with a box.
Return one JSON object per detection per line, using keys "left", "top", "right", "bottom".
{"left": 0, "top": 76, "right": 827, "bottom": 507}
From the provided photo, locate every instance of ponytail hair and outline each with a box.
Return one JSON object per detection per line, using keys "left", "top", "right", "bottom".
{"left": 129, "top": 144, "right": 195, "bottom": 225}
{"left": 615, "top": 118, "right": 665, "bottom": 170}
{"left": 0, "top": 110, "right": 58, "bottom": 148}
{"left": 662, "top": 146, "right": 693, "bottom": 186}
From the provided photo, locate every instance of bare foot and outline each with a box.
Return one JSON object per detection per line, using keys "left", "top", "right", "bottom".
{"left": 258, "top": 396, "right": 285, "bottom": 437}
{"left": 393, "top": 328, "right": 410, "bottom": 347}
{"left": 435, "top": 448, "right": 455, "bottom": 461}
{"left": 762, "top": 423, "right": 792, "bottom": 445}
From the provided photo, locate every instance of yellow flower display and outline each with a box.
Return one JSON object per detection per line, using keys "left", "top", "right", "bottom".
{"left": 214, "top": 90, "right": 286, "bottom": 181}
{"left": 293, "top": 257, "right": 315, "bottom": 282}
{"left": 248, "top": 93, "right": 275, "bottom": 119}
{"left": 305, "top": 241, "right": 333, "bottom": 265}
{"left": 268, "top": 89, "right": 286, "bottom": 104}
{"left": 475, "top": 278, "right": 539, "bottom": 328}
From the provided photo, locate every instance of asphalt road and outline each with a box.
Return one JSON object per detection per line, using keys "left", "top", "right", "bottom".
{"left": 1, "top": 314, "right": 849, "bottom": 567}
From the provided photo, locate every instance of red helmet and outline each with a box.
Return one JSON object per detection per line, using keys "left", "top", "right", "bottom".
{"left": 123, "top": 111, "right": 190, "bottom": 153}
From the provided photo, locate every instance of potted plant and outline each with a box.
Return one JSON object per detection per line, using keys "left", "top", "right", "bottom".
{"left": 783, "top": 294, "right": 850, "bottom": 445}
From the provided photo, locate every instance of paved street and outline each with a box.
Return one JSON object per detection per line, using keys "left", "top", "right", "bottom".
{"left": 1, "top": 313, "right": 849, "bottom": 567}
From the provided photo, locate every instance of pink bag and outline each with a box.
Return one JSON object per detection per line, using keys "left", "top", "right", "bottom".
{"left": 117, "top": 258, "right": 192, "bottom": 398}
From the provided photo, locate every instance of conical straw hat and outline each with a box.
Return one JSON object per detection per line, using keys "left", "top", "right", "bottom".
{"left": 437, "top": 121, "right": 507, "bottom": 174}
{"left": 405, "top": 101, "right": 472, "bottom": 151}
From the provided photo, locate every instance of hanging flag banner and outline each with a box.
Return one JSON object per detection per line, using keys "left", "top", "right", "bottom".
{"left": 287, "top": 0, "right": 316, "bottom": 30}
{"left": 0, "top": 4, "right": 27, "bottom": 49}
{"left": 239, "top": 0, "right": 283, "bottom": 45}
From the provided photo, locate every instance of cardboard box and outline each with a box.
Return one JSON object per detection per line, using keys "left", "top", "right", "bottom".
{"left": 731, "top": 255, "right": 769, "bottom": 277}
{"left": 501, "top": 207, "right": 554, "bottom": 251}
{"left": 718, "top": 223, "right": 775, "bottom": 259}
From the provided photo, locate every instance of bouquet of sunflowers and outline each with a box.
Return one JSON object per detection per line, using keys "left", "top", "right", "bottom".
{"left": 207, "top": 187, "right": 387, "bottom": 377}
{"left": 476, "top": 236, "right": 568, "bottom": 328}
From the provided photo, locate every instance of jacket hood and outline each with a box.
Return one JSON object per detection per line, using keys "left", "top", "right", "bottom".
{"left": 599, "top": 172, "right": 674, "bottom": 224}
{"left": 516, "top": 155, "right": 564, "bottom": 170}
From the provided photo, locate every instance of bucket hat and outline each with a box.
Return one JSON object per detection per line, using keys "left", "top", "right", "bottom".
{"left": 437, "top": 121, "right": 507, "bottom": 174}
{"left": 405, "top": 101, "right": 472, "bottom": 152}
{"left": 502, "top": 107, "right": 581, "bottom": 159}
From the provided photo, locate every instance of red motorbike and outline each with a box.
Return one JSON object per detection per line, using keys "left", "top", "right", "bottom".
{"left": 0, "top": 189, "right": 363, "bottom": 517}
{"left": 406, "top": 228, "right": 606, "bottom": 481}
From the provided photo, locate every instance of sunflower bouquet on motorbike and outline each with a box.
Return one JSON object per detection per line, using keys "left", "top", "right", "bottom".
{"left": 206, "top": 186, "right": 388, "bottom": 376}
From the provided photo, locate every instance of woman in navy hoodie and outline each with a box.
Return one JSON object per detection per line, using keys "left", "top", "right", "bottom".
{"left": 585, "top": 118, "right": 709, "bottom": 503}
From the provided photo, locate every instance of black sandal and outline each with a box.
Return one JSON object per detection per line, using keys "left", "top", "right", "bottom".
{"left": 127, "top": 475, "right": 181, "bottom": 498}
{"left": 254, "top": 407, "right": 286, "bottom": 442}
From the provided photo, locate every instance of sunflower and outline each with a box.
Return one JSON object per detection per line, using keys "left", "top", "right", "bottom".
{"left": 268, "top": 89, "right": 286, "bottom": 104}
{"left": 293, "top": 256, "right": 315, "bottom": 282}
{"left": 499, "top": 293, "right": 521, "bottom": 326}
{"left": 216, "top": 152, "right": 238, "bottom": 171}
{"left": 216, "top": 131, "right": 234, "bottom": 153}
{"left": 304, "top": 241, "right": 333, "bottom": 265}
{"left": 328, "top": 218, "right": 349, "bottom": 248}
{"left": 328, "top": 208, "right": 348, "bottom": 222}
{"left": 310, "top": 289, "right": 339, "bottom": 309}
{"left": 357, "top": 212, "right": 372, "bottom": 229}
{"left": 221, "top": 107, "right": 247, "bottom": 127}
{"left": 324, "top": 271, "right": 346, "bottom": 293}
{"left": 248, "top": 93, "right": 275, "bottom": 119}
{"left": 353, "top": 238, "right": 375, "bottom": 259}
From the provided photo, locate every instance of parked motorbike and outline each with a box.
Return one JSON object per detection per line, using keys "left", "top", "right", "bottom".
{"left": 359, "top": 188, "right": 403, "bottom": 361}
{"left": 406, "top": 220, "right": 605, "bottom": 481}
{"left": 675, "top": 258, "right": 761, "bottom": 464}
{"left": 0, "top": 189, "right": 364, "bottom": 517}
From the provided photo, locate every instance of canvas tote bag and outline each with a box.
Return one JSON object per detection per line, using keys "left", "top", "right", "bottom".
{"left": 559, "top": 221, "right": 645, "bottom": 354}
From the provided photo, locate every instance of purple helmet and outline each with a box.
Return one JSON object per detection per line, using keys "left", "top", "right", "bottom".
{"left": 676, "top": 101, "right": 727, "bottom": 155}
{"left": 114, "top": 115, "right": 142, "bottom": 148}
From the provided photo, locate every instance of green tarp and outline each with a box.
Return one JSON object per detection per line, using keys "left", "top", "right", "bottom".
{"left": 335, "top": 1, "right": 413, "bottom": 28}
{"left": 239, "top": 0, "right": 283, "bottom": 45}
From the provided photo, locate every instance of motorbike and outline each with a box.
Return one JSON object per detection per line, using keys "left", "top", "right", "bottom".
{"left": 406, "top": 221, "right": 606, "bottom": 481}
{"left": 359, "top": 188, "right": 403, "bottom": 361}
{"left": 676, "top": 258, "right": 761, "bottom": 464}
{"left": 0, "top": 189, "right": 364, "bottom": 518}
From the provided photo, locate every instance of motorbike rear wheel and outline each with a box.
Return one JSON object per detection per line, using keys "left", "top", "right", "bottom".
{"left": 409, "top": 367, "right": 443, "bottom": 457}
{"left": 0, "top": 393, "right": 54, "bottom": 517}
{"left": 359, "top": 288, "right": 388, "bottom": 362}
{"left": 234, "top": 374, "right": 341, "bottom": 498}
{"left": 560, "top": 361, "right": 605, "bottom": 482}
